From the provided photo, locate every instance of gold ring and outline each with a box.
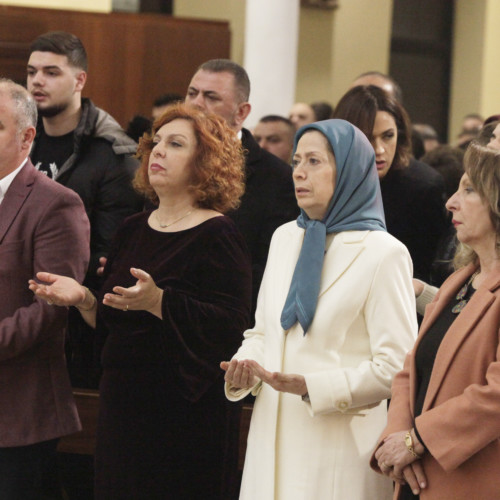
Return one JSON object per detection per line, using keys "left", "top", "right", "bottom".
{"left": 125, "top": 304, "right": 129, "bottom": 311}
{"left": 47, "top": 301, "right": 53, "bottom": 305}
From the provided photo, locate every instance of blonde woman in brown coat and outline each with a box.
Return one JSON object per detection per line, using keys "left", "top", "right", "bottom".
{"left": 371, "top": 142, "right": 500, "bottom": 499}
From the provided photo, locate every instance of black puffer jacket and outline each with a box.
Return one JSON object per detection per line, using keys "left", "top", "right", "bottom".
{"left": 31, "top": 98, "right": 144, "bottom": 288}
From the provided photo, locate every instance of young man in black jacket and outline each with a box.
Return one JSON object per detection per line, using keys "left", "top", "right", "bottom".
{"left": 27, "top": 31, "right": 143, "bottom": 295}
{"left": 27, "top": 32, "right": 144, "bottom": 498}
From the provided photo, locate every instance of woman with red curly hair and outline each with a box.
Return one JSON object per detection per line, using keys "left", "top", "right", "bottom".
{"left": 29, "top": 103, "right": 252, "bottom": 499}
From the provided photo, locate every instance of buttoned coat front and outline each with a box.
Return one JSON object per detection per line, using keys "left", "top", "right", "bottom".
{"left": 0, "top": 162, "right": 90, "bottom": 446}
{"left": 371, "top": 263, "right": 500, "bottom": 499}
{"left": 227, "top": 222, "right": 418, "bottom": 500}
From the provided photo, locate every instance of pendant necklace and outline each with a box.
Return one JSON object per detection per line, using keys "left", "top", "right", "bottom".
{"left": 451, "top": 269, "right": 480, "bottom": 314}
{"left": 155, "top": 208, "right": 194, "bottom": 229}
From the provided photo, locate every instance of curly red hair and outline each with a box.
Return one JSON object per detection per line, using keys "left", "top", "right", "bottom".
{"left": 134, "top": 103, "right": 245, "bottom": 213}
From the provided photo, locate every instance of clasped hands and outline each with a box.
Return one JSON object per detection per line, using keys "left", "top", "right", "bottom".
{"left": 220, "top": 359, "right": 307, "bottom": 397}
{"left": 29, "top": 267, "right": 163, "bottom": 318}
{"left": 375, "top": 430, "right": 427, "bottom": 495}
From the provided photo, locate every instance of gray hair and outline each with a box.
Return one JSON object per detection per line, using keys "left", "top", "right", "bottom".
{"left": 0, "top": 78, "right": 38, "bottom": 132}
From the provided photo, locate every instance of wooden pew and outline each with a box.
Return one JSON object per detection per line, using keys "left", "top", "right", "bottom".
{"left": 57, "top": 389, "right": 99, "bottom": 455}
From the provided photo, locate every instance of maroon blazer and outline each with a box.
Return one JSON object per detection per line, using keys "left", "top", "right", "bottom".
{"left": 0, "top": 160, "right": 90, "bottom": 446}
{"left": 371, "top": 262, "right": 500, "bottom": 499}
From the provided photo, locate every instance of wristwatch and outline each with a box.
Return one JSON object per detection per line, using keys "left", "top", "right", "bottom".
{"left": 404, "top": 430, "right": 422, "bottom": 458}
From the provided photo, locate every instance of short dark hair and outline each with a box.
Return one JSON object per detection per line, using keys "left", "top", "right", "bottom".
{"left": 354, "top": 71, "right": 403, "bottom": 103}
{"left": 152, "top": 93, "right": 183, "bottom": 108}
{"left": 421, "top": 145, "right": 464, "bottom": 198}
{"left": 197, "top": 59, "right": 250, "bottom": 103}
{"left": 484, "top": 114, "right": 500, "bottom": 126}
{"left": 30, "top": 31, "right": 88, "bottom": 72}
{"left": 311, "top": 101, "right": 334, "bottom": 121}
{"left": 259, "top": 114, "right": 294, "bottom": 128}
{"left": 476, "top": 121, "right": 499, "bottom": 146}
{"left": 333, "top": 85, "right": 412, "bottom": 170}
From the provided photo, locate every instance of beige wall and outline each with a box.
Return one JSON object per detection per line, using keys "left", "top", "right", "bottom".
{"left": 450, "top": 0, "right": 500, "bottom": 142}
{"left": 482, "top": 1, "right": 500, "bottom": 118}
{"left": 0, "top": 0, "right": 111, "bottom": 12}
{"left": 296, "top": 0, "right": 393, "bottom": 107}
{"left": 9, "top": 0, "right": 495, "bottom": 142}
{"left": 13, "top": 0, "right": 393, "bottom": 109}
{"left": 175, "top": 0, "right": 393, "bottom": 109}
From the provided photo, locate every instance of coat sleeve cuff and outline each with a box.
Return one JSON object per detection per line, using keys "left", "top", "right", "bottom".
{"left": 304, "top": 369, "right": 352, "bottom": 415}
{"left": 225, "top": 381, "right": 262, "bottom": 401}
{"left": 415, "top": 282, "right": 438, "bottom": 316}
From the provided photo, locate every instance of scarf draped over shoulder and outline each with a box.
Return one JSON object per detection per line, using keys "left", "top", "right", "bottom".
{"left": 280, "top": 119, "right": 386, "bottom": 334}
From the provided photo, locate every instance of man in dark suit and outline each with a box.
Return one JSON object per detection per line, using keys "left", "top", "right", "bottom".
{"left": 186, "top": 59, "right": 299, "bottom": 314}
{"left": 0, "top": 78, "right": 90, "bottom": 499}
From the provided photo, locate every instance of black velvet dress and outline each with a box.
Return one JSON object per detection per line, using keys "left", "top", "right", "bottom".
{"left": 94, "top": 212, "right": 252, "bottom": 500}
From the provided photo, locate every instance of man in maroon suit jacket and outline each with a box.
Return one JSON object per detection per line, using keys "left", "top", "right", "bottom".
{"left": 0, "top": 79, "right": 90, "bottom": 498}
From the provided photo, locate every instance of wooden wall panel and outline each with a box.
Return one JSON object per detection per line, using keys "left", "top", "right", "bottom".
{"left": 0, "top": 5, "right": 230, "bottom": 127}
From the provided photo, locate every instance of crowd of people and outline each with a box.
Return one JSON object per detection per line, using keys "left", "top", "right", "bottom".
{"left": 1, "top": 28, "right": 500, "bottom": 500}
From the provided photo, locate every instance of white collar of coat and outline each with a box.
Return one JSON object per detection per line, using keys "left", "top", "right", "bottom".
{"left": 319, "top": 230, "right": 370, "bottom": 297}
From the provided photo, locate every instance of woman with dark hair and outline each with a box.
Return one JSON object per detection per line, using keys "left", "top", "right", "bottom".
{"left": 333, "top": 85, "right": 448, "bottom": 282}
{"left": 29, "top": 103, "right": 252, "bottom": 499}
{"left": 478, "top": 119, "right": 500, "bottom": 149}
{"left": 371, "top": 143, "right": 500, "bottom": 499}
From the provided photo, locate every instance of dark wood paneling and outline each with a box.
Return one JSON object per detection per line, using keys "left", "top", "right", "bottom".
{"left": 389, "top": 0, "right": 453, "bottom": 141}
{"left": 0, "top": 5, "right": 230, "bottom": 127}
{"left": 57, "top": 389, "right": 99, "bottom": 455}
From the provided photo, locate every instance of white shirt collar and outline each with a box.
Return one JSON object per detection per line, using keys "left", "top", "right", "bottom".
{"left": 0, "top": 158, "right": 28, "bottom": 205}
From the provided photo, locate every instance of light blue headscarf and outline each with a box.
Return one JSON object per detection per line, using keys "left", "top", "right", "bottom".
{"left": 280, "top": 119, "right": 386, "bottom": 334}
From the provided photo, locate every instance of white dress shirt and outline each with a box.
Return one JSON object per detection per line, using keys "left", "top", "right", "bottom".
{"left": 0, "top": 158, "right": 27, "bottom": 205}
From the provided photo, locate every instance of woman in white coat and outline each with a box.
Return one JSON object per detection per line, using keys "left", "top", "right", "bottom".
{"left": 221, "top": 119, "right": 418, "bottom": 500}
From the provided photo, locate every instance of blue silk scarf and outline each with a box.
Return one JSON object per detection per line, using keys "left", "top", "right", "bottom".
{"left": 280, "top": 119, "right": 386, "bottom": 334}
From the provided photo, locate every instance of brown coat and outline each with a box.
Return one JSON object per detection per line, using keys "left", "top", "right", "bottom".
{"left": 0, "top": 161, "right": 90, "bottom": 446}
{"left": 371, "top": 262, "right": 500, "bottom": 499}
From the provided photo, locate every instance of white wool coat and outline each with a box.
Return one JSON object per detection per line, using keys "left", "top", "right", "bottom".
{"left": 226, "top": 223, "right": 418, "bottom": 500}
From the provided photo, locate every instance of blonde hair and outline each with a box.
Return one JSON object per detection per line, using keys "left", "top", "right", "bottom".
{"left": 453, "top": 142, "right": 500, "bottom": 268}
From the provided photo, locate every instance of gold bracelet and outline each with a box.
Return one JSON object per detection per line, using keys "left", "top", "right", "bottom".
{"left": 404, "top": 430, "right": 423, "bottom": 459}
{"left": 77, "top": 286, "right": 97, "bottom": 312}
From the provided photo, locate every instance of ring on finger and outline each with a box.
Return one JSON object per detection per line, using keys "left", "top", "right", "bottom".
{"left": 124, "top": 304, "right": 129, "bottom": 311}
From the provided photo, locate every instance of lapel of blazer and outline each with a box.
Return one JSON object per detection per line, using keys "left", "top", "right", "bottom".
{"left": 318, "top": 231, "right": 368, "bottom": 297}
{"left": 0, "top": 161, "right": 35, "bottom": 244}
{"left": 419, "top": 263, "right": 500, "bottom": 412}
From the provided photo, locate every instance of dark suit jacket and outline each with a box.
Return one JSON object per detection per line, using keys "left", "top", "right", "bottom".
{"left": 0, "top": 160, "right": 90, "bottom": 446}
{"left": 227, "top": 129, "right": 299, "bottom": 314}
{"left": 371, "top": 263, "right": 500, "bottom": 499}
